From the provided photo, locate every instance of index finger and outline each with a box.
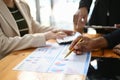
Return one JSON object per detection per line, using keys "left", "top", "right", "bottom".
{"left": 69, "top": 36, "right": 82, "bottom": 50}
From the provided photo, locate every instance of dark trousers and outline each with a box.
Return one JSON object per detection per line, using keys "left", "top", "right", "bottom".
{"left": 87, "top": 57, "right": 120, "bottom": 80}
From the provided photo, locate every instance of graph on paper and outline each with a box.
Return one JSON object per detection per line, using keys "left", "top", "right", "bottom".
{"left": 13, "top": 42, "right": 91, "bottom": 75}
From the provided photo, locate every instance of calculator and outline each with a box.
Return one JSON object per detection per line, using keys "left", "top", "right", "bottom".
{"left": 56, "top": 32, "right": 81, "bottom": 44}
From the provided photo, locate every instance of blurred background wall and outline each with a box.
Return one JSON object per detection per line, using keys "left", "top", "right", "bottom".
{"left": 25, "top": 0, "right": 94, "bottom": 30}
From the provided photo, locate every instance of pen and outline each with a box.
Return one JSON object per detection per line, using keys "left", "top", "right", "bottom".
{"left": 64, "top": 38, "right": 83, "bottom": 58}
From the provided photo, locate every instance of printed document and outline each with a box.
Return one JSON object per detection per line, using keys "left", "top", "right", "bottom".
{"left": 13, "top": 42, "right": 91, "bottom": 75}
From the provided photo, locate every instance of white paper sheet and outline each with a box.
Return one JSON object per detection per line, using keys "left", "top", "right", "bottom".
{"left": 13, "top": 42, "right": 91, "bottom": 75}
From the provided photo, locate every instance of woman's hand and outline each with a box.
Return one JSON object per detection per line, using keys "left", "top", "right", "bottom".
{"left": 44, "top": 29, "right": 74, "bottom": 40}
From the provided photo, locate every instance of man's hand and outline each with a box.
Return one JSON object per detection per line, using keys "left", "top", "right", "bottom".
{"left": 73, "top": 7, "right": 88, "bottom": 33}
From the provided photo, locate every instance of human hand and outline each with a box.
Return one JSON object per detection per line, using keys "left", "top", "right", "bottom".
{"left": 59, "top": 29, "right": 74, "bottom": 35}
{"left": 69, "top": 35, "right": 108, "bottom": 55}
{"left": 44, "top": 29, "right": 74, "bottom": 40}
{"left": 113, "top": 44, "right": 120, "bottom": 56}
{"left": 73, "top": 7, "right": 88, "bottom": 33}
{"left": 114, "top": 24, "right": 120, "bottom": 28}
{"left": 69, "top": 35, "right": 95, "bottom": 55}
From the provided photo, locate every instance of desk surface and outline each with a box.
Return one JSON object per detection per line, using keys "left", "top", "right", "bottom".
{"left": 0, "top": 40, "right": 120, "bottom": 80}
{"left": 0, "top": 48, "right": 85, "bottom": 80}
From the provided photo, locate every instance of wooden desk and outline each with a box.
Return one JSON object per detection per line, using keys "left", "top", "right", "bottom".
{"left": 0, "top": 39, "right": 120, "bottom": 80}
{"left": 0, "top": 45, "right": 85, "bottom": 80}
{"left": 92, "top": 49, "right": 120, "bottom": 58}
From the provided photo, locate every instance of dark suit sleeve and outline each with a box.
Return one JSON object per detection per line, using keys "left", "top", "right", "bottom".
{"left": 79, "top": 0, "right": 92, "bottom": 12}
{"left": 103, "top": 29, "right": 120, "bottom": 48}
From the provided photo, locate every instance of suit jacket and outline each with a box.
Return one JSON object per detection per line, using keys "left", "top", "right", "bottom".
{"left": 79, "top": 0, "right": 120, "bottom": 26}
{"left": 0, "top": 0, "right": 54, "bottom": 59}
{"left": 103, "top": 29, "right": 120, "bottom": 49}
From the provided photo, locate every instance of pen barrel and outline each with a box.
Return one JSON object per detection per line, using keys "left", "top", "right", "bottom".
{"left": 64, "top": 38, "right": 83, "bottom": 58}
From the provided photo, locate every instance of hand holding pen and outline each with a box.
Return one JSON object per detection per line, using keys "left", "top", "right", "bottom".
{"left": 64, "top": 16, "right": 85, "bottom": 58}
{"left": 66, "top": 35, "right": 94, "bottom": 57}
{"left": 64, "top": 10, "right": 88, "bottom": 58}
{"left": 64, "top": 37, "right": 83, "bottom": 58}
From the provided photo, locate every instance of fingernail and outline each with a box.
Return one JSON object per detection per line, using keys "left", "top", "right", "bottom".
{"left": 74, "top": 46, "right": 78, "bottom": 49}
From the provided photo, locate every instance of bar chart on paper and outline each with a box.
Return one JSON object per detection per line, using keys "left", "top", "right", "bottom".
{"left": 13, "top": 42, "right": 91, "bottom": 75}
